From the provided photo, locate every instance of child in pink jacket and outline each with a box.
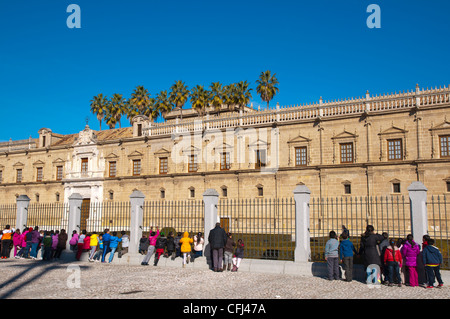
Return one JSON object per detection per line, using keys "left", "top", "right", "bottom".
{"left": 401, "top": 234, "right": 421, "bottom": 287}
{"left": 12, "top": 229, "right": 23, "bottom": 257}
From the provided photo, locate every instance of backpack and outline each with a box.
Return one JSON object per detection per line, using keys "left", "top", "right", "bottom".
{"left": 69, "top": 234, "right": 78, "bottom": 245}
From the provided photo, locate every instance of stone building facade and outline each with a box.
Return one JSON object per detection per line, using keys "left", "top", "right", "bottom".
{"left": 0, "top": 85, "right": 449, "bottom": 205}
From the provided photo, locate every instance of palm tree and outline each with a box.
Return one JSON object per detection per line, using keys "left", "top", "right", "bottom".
{"left": 190, "top": 85, "right": 211, "bottom": 116}
{"left": 142, "top": 97, "right": 157, "bottom": 121}
{"left": 155, "top": 90, "right": 174, "bottom": 120}
{"left": 169, "top": 80, "right": 190, "bottom": 120}
{"left": 130, "top": 86, "right": 152, "bottom": 115}
{"left": 210, "top": 82, "right": 225, "bottom": 115}
{"left": 90, "top": 93, "right": 108, "bottom": 130}
{"left": 109, "top": 93, "right": 127, "bottom": 128}
{"left": 256, "top": 70, "right": 279, "bottom": 109}
{"left": 235, "top": 81, "right": 253, "bottom": 112}
{"left": 223, "top": 83, "right": 238, "bottom": 111}
{"left": 125, "top": 100, "right": 139, "bottom": 126}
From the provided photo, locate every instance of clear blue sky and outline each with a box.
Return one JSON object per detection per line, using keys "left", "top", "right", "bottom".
{"left": 0, "top": 0, "right": 449, "bottom": 141}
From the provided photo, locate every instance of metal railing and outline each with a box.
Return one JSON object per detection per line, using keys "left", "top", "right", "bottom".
{"left": 217, "top": 198, "right": 296, "bottom": 261}
{"left": 428, "top": 195, "right": 450, "bottom": 269}
{"left": 26, "top": 202, "right": 70, "bottom": 231}
{"left": 85, "top": 201, "right": 131, "bottom": 233}
{"left": 142, "top": 200, "right": 204, "bottom": 237}
{"left": 0, "top": 203, "right": 17, "bottom": 229}
{"left": 310, "top": 196, "right": 411, "bottom": 263}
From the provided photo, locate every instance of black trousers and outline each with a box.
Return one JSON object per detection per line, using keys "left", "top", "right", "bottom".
{"left": 1, "top": 240, "right": 12, "bottom": 258}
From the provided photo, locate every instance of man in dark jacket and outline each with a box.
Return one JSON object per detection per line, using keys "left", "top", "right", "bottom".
{"left": 208, "top": 223, "right": 228, "bottom": 272}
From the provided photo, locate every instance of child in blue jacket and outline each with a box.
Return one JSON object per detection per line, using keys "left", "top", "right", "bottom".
{"left": 422, "top": 238, "right": 444, "bottom": 288}
{"left": 339, "top": 233, "right": 357, "bottom": 282}
{"left": 108, "top": 232, "right": 122, "bottom": 263}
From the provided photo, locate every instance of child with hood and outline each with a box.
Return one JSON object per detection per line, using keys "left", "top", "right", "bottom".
{"left": 141, "top": 227, "right": 159, "bottom": 266}
{"left": 401, "top": 234, "right": 421, "bottom": 287}
{"left": 384, "top": 238, "right": 403, "bottom": 286}
{"left": 179, "top": 232, "right": 194, "bottom": 268}
{"left": 69, "top": 230, "right": 79, "bottom": 252}
{"left": 12, "top": 229, "right": 22, "bottom": 258}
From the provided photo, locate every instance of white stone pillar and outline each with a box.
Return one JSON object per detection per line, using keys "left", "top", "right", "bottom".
{"left": 203, "top": 189, "right": 219, "bottom": 268}
{"left": 67, "top": 193, "right": 83, "bottom": 250}
{"left": 129, "top": 190, "right": 145, "bottom": 254}
{"left": 293, "top": 184, "right": 311, "bottom": 263}
{"left": 16, "top": 195, "right": 31, "bottom": 230}
{"left": 408, "top": 181, "right": 428, "bottom": 244}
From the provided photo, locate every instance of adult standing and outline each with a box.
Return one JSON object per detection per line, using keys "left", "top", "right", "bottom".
{"left": 359, "top": 225, "right": 384, "bottom": 284}
{"left": 54, "top": 229, "right": 68, "bottom": 259}
{"left": 208, "top": 223, "right": 228, "bottom": 272}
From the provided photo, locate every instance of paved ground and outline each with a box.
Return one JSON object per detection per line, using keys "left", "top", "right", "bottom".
{"left": 0, "top": 258, "right": 448, "bottom": 300}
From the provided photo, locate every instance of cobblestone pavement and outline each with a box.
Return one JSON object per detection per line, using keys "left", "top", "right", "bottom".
{"left": 0, "top": 258, "right": 449, "bottom": 300}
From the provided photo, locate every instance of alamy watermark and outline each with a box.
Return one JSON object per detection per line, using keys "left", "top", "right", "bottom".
{"left": 66, "top": 264, "right": 81, "bottom": 289}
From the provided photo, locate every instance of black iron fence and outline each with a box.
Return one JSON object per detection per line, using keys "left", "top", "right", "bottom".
{"left": 0, "top": 203, "right": 17, "bottom": 229}
{"left": 26, "top": 202, "right": 70, "bottom": 231}
{"left": 428, "top": 195, "right": 450, "bottom": 269}
{"left": 310, "top": 196, "right": 411, "bottom": 263}
{"left": 142, "top": 200, "right": 204, "bottom": 237}
{"left": 217, "top": 198, "right": 296, "bottom": 261}
{"left": 85, "top": 201, "right": 131, "bottom": 233}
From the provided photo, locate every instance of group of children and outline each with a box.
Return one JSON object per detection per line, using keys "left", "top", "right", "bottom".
{"left": 69, "top": 229, "right": 129, "bottom": 263}
{"left": 1, "top": 225, "right": 69, "bottom": 261}
{"left": 139, "top": 227, "right": 245, "bottom": 271}
{"left": 325, "top": 225, "right": 445, "bottom": 289}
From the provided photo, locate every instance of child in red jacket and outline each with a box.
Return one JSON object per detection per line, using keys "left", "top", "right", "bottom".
{"left": 384, "top": 239, "right": 403, "bottom": 287}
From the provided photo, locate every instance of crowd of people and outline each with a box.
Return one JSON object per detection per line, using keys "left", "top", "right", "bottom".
{"left": 325, "top": 225, "right": 445, "bottom": 289}
{"left": 0, "top": 223, "right": 245, "bottom": 273}
{"left": 138, "top": 223, "right": 245, "bottom": 272}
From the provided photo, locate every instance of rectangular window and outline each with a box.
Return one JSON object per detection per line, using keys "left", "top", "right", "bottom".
{"left": 159, "top": 157, "right": 168, "bottom": 174}
{"left": 393, "top": 183, "right": 401, "bottom": 193}
{"left": 344, "top": 184, "right": 352, "bottom": 195}
{"left": 56, "top": 193, "right": 60, "bottom": 202}
{"left": 190, "top": 188, "right": 195, "bottom": 198}
{"left": 295, "top": 147, "right": 307, "bottom": 166}
{"left": 255, "top": 150, "right": 266, "bottom": 169}
{"left": 220, "top": 152, "right": 230, "bottom": 171}
{"left": 81, "top": 158, "right": 89, "bottom": 175}
{"left": 137, "top": 124, "right": 143, "bottom": 137}
{"left": 188, "top": 155, "right": 198, "bottom": 173}
{"left": 0, "top": 170, "right": 2, "bottom": 183}
{"left": 16, "top": 169, "right": 23, "bottom": 183}
{"left": 42, "top": 136, "right": 46, "bottom": 147}
{"left": 109, "top": 161, "right": 117, "bottom": 178}
{"left": 440, "top": 135, "right": 450, "bottom": 158}
{"left": 257, "top": 186, "right": 264, "bottom": 197}
{"left": 222, "top": 187, "right": 228, "bottom": 197}
{"left": 56, "top": 166, "right": 63, "bottom": 181}
{"left": 36, "top": 167, "right": 43, "bottom": 182}
{"left": 133, "top": 159, "right": 141, "bottom": 176}
{"left": 160, "top": 189, "right": 165, "bottom": 199}
{"left": 340, "top": 143, "right": 354, "bottom": 163}
{"left": 447, "top": 181, "right": 450, "bottom": 193}
{"left": 388, "top": 139, "right": 403, "bottom": 160}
